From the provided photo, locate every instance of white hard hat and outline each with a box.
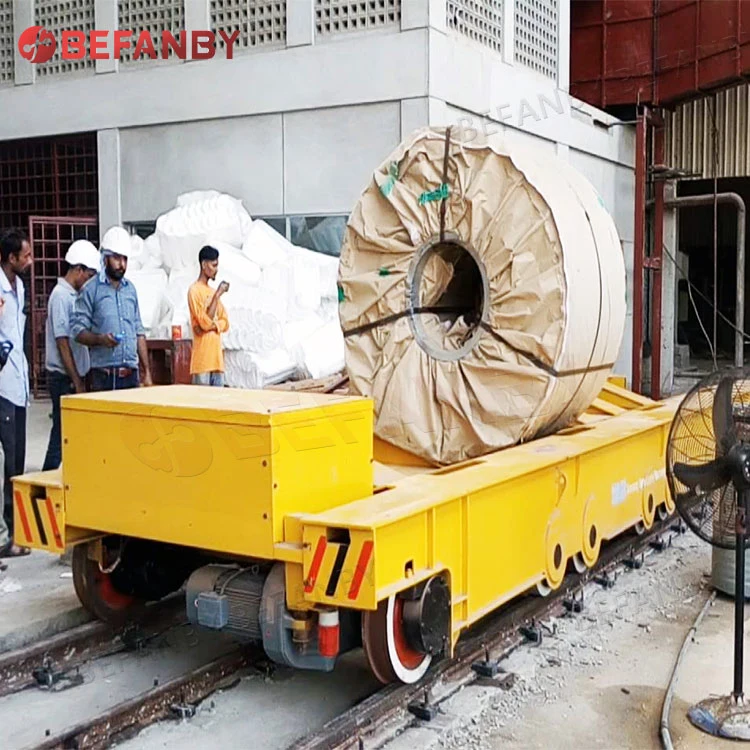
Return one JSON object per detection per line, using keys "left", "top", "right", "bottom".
{"left": 65, "top": 240, "right": 100, "bottom": 271}
{"left": 101, "top": 226, "right": 140, "bottom": 258}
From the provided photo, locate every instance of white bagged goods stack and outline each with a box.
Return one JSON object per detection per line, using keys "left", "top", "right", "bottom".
{"left": 127, "top": 269, "right": 169, "bottom": 336}
{"left": 339, "top": 126, "right": 626, "bottom": 465}
{"left": 221, "top": 284, "right": 287, "bottom": 354}
{"left": 208, "top": 241, "right": 262, "bottom": 287}
{"left": 176, "top": 189, "right": 222, "bottom": 206}
{"left": 141, "top": 234, "right": 163, "bottom": 270}
{"left": 224, "top": 349, "right": 298, "bottom": 389}
{"left": 242, "top": 220, "right": 289, "bottom": 268}
{"left": 155, "top": 193, "right": 252, "bottom": 273}
{"left": 126, "top": 234, "right": 146, "bottom": 271}
{"left": 237, "top": 220, "right": 345, "bottom": 378}
{"left": 164, "top": 267, "right": 196, "bottom": 338}
{"left": 293, "top": 320, "right": 345, "bottom": 380}
{"left": 141, "top": 192, "right": 345, "bottom": 389}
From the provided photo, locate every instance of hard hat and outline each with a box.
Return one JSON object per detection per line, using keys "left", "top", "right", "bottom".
{"left": 65, "top": 239, "right": 100, "bottom": 271}
{"left": 101, "top": 226, "right": 140, "bottom": 258}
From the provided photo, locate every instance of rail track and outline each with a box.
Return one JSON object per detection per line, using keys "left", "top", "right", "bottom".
{"left": 290, "top": 516, "right": 688, "bottom": 750}
{"left": 3, "top": 517, "right": 685, "bottom": 750}
{"left": 0, "top": 598, "right": 184, "bottom": 700}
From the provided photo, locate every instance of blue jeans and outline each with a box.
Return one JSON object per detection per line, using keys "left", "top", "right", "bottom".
{"left": 89, "top": 368, "right": 139, "bottom": 392}
{"left": 42, "top": 370, "right": 75, "bottom": 471}
{"left": 192, "top": 372, "right": 224, "bottom": 387}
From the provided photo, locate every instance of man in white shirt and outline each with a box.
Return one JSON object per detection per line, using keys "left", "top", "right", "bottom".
{"left": 42, "top": 240, "right": 99, "bottom": 471}
{"left": 0, "top": 229, "right": 32, "bottom": 558}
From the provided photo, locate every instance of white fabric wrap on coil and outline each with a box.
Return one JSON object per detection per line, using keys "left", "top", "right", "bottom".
{"left": 338, "top": 126, "right": 626, "bottom": 466}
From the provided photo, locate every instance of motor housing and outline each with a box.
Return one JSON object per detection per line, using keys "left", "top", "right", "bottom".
{"left": 185, "top": 562, "right": 362, "bottom": 674}
{"left": 185, "top": 564, "right": 267, "bottom": 641}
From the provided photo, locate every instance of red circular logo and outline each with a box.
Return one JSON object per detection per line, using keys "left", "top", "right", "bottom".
{"left": 18, "top": 26, "right": 57, "bottom": 64}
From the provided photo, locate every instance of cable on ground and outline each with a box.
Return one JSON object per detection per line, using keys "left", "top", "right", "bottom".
{"left": 660, "top": 590, "right": 717, "bottom": 750}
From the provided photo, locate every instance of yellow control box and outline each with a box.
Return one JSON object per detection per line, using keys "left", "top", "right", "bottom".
{"left": 59, "top": 385, "right": 374, "bottom": 559}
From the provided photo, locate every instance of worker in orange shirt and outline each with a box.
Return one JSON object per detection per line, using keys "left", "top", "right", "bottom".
{"left": 187, "top": 245, "right": 230, "bottom": 386}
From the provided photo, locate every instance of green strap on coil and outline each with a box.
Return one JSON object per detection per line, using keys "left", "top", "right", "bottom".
{"left": 418, "top": 182, "right": 450, "bottom": 206}
{"left": 379, "top": 162, "right": 400, "bottom": 197}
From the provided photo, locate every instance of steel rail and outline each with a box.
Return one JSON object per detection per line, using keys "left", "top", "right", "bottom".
{"left": 290, "top": 517, "right": 687, "bottom": 750}
{"left": 0, "top": 598, "right": 184, "bottom": 699}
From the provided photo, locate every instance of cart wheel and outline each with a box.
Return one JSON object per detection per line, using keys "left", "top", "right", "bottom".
{"left": 362, "top": 594, "right": 432, "bottom": 684}
{"left": 72, "top": 543, "right": 145, "bottom": 625}
{"left": 657, "top": 503, "right": 671, "bottom": 521}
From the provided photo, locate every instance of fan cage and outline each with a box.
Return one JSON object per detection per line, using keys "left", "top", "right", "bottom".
{"left": 666, "top": 369, "right": 750, "bottom": 550}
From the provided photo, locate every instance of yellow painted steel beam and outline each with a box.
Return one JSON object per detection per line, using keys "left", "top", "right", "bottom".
{"left": 11, "top": 383, "right": 684, "bottom": 645}
{"left": 298, "top": 397, "right": 679, "bottom": 653}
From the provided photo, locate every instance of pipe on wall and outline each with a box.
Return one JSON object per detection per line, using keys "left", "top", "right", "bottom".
{"left": 664, "top": 192, "right": 746, "bottom": 368}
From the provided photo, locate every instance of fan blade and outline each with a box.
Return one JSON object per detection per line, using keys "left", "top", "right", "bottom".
{"left": 713, "top": 376, "right": 737, "bottom": 454}
{"left": 673, "top": 458, "right": 730, "bottom": 493}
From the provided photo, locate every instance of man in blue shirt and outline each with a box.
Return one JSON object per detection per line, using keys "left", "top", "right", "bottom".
{"left": 71, "top": 226, "right": 153, "bottom": 391}
{"left": 0, "top": 229, "right": 32, "bottom": 559}
{"left": 42, "top": 240, "right": 100, "bottom": 471}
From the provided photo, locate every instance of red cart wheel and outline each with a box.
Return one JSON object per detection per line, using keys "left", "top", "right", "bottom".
{"left": 72, "top": 543, "right": 144, "bottom": 624}
{"left": 362, "top": 594, "right": 432, "bottom": 684}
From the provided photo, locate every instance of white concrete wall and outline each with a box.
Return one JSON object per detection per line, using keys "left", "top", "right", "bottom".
{"left": 0, "top": 28, "right": 428, "bottom": 140}
{"left": 118, "top": 101, "right": 403, "bottom": 221}
{"left": 120, "top": 115, "right": 284, "bottom": 221}
{"left": 0, "top": 0, "right": 640, "bottom": 385}
{"left": 283, "top": 102, "right": 402, "bottom": 215}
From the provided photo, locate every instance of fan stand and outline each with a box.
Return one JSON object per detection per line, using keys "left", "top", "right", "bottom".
{"left": 688, "top": 488, "right": 750, "bottom": 740}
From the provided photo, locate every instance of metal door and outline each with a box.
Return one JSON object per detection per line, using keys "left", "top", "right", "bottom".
{"left": 28, "top": 216, "right": 98, "bottom": 397}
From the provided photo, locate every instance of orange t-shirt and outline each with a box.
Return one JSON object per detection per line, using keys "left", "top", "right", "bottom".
{"left": 187, "top": 281, "right": 229, "bottom": 374}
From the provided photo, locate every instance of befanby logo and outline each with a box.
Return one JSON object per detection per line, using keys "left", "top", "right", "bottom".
{"left": 18, "top": 26, "right": 57, "bottom": 64}
{"left": 17, "top": 27, "right": 240, "bottom": 63}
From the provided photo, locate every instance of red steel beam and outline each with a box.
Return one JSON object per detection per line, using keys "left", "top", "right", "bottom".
{"left": 632, "top": 107, "right": 649, "bottom": 394}
{"left": 650, "top": 115, "right": 665, "bottom": 399}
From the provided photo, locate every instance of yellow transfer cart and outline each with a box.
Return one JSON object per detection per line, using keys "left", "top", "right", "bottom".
{"left": 13, "top": 380, "right": 678, "bottom": 684}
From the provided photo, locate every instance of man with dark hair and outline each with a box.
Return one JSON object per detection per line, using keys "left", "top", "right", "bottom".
{"left": 0, "top": 229, "right": 32, "bottom": 558}
{"left": 71, "top": 226, "right": 153, "bottom": 391}
{"left": 187, "top": 245, "right": 230, "bottom": 387}
{"left": 42, "top": 240, "right": 100, "bottom": 471}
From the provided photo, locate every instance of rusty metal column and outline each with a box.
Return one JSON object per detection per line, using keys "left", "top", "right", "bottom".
{"left": 649, "top": 114, "right": 665, "bottom": 399}
{"left": 632, "top": 106, "right": 649, "bottom": 394}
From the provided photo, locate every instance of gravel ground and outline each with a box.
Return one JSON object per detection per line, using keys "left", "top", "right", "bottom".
{"left": 384, "top": 532, "right": 722, "bottom": 750}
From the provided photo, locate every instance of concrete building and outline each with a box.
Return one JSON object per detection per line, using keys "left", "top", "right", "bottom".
{"left": 0, "top": 0, "right": 636, "bottom": 387}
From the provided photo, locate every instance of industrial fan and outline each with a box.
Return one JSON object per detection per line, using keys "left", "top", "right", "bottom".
{"left": 666, "top": 367, "right": 750, "bottom": 739}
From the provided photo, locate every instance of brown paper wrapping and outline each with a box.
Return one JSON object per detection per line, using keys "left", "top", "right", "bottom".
{"left": 338, "top": 127, "right": 626, "bottom": 465}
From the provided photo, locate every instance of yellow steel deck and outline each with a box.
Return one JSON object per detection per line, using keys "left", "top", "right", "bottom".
{"left": 17, "top": 386, "right": 373, "bottom": 559}
{"left": 293, "top": 384, "right": 679, "bottom": 652}
{"left": 13, "top": 380, "right": 679, "bottom": 652}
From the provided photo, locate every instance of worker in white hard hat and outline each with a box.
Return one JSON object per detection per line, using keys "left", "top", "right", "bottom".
{"left": 0, "top": 229, "right": 32, "bottom": 560}
{"left": 42, "top": 239, "right": 101, "bottom": 471}
{"left": 70, "top": 226, "right": 153, "bottom": 392}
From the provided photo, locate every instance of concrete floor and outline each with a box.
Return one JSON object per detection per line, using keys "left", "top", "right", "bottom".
{"left": 387, "top": 535, "right": 744, "bottom": 750}
{"left": 0, "top": 399, "right": 87, "bottom": 653}
{"left": 25, "top": 396, "right": 52, "bottom": 473}
{"left": 0, "top": 399, "right": 383, "bottom": 750}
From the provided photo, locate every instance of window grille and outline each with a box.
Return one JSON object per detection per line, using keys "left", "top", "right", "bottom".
{"left": 514, "top": 0, "right": 558, "bottom": 80}
{"left": 35, "top": 0, "right": 95, "bottom": 78}
{"left": 315, "top": 0, "right": 400, "bottom": 36}
{"left": 118, "top": 0, "right": 185, "bottom": 64}
{"left": 211, "top": 0, "right": 286, "bottom": 52}
{"left": 447, "top": 0, "right": 503, "bottom": 54}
